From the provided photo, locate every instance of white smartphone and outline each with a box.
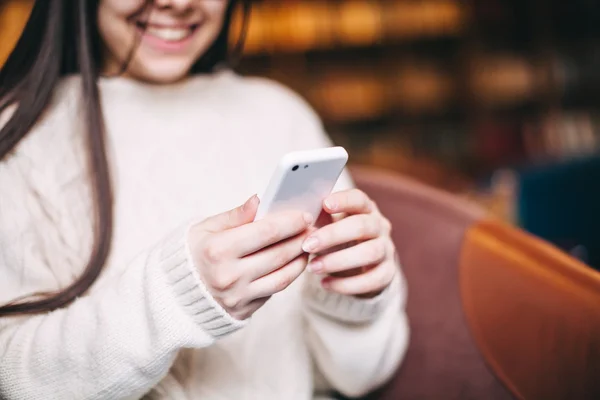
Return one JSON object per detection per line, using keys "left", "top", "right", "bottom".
{"left": 254, "top": 147, "right": 349, "bottom": 221}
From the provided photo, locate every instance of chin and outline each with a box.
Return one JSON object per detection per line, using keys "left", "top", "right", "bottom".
{"left": 129, "top": 59, "right": 196, "bottom": 84}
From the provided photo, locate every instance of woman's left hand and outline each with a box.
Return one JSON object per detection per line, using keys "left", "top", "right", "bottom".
{"left": 302, "top": 189, "right": 398, "bottom": 298}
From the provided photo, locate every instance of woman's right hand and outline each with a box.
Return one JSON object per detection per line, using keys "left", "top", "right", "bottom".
{"left": 187, "top": 195, "right": 313, "bottom": 320}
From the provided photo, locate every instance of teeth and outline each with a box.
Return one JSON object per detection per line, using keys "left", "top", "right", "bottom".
{"left": 146, "top": 26, "right": 191, "bottom": 42}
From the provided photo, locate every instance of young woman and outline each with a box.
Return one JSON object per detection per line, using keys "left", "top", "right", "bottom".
{"left": 0, "top": 1, "right": 409, "bottom": 399}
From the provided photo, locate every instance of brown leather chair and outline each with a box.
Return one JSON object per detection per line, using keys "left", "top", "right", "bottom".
{"left": 349, "top": 166, "right": 600, "bottom": 400}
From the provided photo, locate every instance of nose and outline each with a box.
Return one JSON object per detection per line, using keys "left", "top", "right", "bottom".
{"left": 153, "top": 0, "right": 195, "bottom": 10}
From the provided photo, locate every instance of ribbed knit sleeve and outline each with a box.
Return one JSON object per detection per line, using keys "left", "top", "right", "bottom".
{"left": 0, "top": 224, "right": 245, "bottom": 400}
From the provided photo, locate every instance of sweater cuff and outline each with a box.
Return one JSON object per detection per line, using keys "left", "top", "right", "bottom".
{"left": 158, "top": 225, "right": 247, "bottom": 338}
{"left": 303, "top": 272, "right": 399, "bottom": 324}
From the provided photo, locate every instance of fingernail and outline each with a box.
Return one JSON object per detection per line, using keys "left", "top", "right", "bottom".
{"left": 324, "top": 198, "right": 337, "bottom": 211}
{"left": 308, "top": 261, "right": 323, "bottom": 273}
{"left": 243, "top": 194, "right": 258, "bottom": 212}
{"left": 367, "top": 200, "right": 374, "bottom": 212}
{"left": 303, "top": 212, "right": 313, "bottom": 225}
{"left": 321, "top": 278, "right": 331, "bottom": 289}
{"left": 302, "top": 237, "right": 319, "bottom": 253}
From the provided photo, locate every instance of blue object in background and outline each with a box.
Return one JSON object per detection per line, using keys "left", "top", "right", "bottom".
{"left": 516, "top": 155, "right": 600, "bottom": 271}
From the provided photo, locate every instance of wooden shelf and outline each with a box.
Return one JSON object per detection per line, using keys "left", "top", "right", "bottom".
{"left": 235, "top": 1, "right": 466, "bottom": 56}
{"left": 250, "top": 53, "right": 548, "bottom": 125}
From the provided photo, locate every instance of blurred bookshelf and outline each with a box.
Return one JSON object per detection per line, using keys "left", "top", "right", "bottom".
{"left": 235, "top": 0, "right": 600, "bottom": 221}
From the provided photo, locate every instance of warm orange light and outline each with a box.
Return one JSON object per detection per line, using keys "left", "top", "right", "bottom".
{"left": 0, "top": 0, "right": 33, "bottom": 67}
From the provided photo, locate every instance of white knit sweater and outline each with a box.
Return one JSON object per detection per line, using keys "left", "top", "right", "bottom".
{"left": 0, "top": 70, "right": 409, "bottom": 400}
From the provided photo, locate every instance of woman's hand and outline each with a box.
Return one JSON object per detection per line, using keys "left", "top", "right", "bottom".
{"left": 188, "top": 195, "right": 312, "bottom": 320}
{"left": 302, "top": 189, "right": 397, "bottom": 298}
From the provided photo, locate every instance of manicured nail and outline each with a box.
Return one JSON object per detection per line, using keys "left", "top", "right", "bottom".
{"left": 308, "top": 261, "right": 323, "bottom": 273}
{"left": 324, "top": 198, "right": 337, "bottom": 211}
{"left": 302, "top": 237, "right": 319, "bottom": 253}
{"left": 303, "top": 212, "right": 313, "bottom": 225}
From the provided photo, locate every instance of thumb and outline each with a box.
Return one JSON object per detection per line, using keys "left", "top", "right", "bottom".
{"left": 203, "top": 194, "right": 259, "bottom": 232}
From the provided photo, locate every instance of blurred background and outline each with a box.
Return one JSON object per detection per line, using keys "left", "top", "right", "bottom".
{"left": 2, "top": 0, "right": 600, "bottom": 270}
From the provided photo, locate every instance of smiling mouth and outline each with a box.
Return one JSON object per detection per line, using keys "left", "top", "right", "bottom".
{"left": 135, "top": 21, "right": 200, "bottom": 42}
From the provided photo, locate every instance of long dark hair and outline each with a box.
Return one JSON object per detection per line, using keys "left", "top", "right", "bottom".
{"left": 0, "top": 0, "right": 250, "bottom": 317}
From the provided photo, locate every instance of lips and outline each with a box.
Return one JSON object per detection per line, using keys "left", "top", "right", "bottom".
{"left": 135, "top": 21, "right": 200, "bottom": 42}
